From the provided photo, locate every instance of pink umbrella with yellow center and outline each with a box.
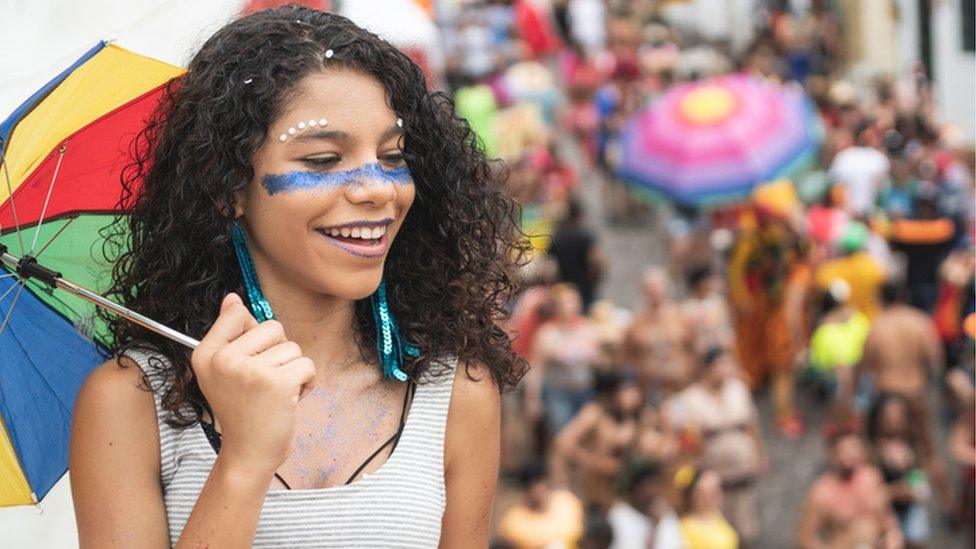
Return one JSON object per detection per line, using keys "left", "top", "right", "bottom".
{"left": 619, "top": 74, "right": 821, "bottom": 206}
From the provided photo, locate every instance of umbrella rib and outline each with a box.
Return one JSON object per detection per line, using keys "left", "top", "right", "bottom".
{"left": 0, "top": 279, "right": 20, "bottom": 304}
{"left": 1, "top": 298, "right": 78, "bottom": 454}
{"left": 0, "top": 142, "right": 26, "bottom": 255}
{"left": 0, "top": 282, "right": 25, "bottom": 338}
{"left": 29, "top": 147, "right": 66, "bottom": 255}
{"left": 35, "top": 216, "right": 76, "bottom": 259}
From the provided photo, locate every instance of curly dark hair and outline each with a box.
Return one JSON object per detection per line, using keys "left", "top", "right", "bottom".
{"left": 102, "top": 6, "right": 530, "bottom": 427}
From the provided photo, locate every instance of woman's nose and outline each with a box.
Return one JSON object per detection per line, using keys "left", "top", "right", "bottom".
{"left": 343, "top": 162, "right": 406, "bottom": 205}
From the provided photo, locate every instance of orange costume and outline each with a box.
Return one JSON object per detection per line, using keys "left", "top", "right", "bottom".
{"left": 729, "top": 183, "right": 812, "bottom": 387}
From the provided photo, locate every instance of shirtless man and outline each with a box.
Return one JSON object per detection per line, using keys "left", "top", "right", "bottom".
{"left": 857, "top": 284, "right": 943, "bottom": 401}
{"left": 797, "top": 430, "right": 904, "bottom": 549}
{"left": 552, "top": 370, "right": 644, "bottom": 510}
{"left": 855, "top": 284, "right": 943, "bottom": 448}
{"left": 854, "top": 284, "right": 954, "bottom": 512}
{"left": 623, "top": 267, "right": 694, "bottom": 400}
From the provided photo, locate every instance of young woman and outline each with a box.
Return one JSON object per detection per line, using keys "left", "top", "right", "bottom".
{"left": 677, "top": 468, "right": 739, "bottom": 549}
{"left": 69, "top": 7, "right": 527, "bottom": 547}
{"left": 525, "top": 284, "right": 600, "bottom": 437}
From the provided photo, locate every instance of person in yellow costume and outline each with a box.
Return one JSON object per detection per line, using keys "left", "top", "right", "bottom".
{"left": 814, "top": 220, "right": 887, "bottom": 318}
{"left": 728, "top": 181, "right": 812, "bottom": 438}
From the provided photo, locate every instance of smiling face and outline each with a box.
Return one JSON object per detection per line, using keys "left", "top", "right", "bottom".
{"left": 235, "top": 67, "right": 415, "bottom": 301}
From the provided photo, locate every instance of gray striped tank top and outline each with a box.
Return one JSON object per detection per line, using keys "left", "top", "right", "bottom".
{"left": 124, "top": 347, "right": 456, "bottom": 548}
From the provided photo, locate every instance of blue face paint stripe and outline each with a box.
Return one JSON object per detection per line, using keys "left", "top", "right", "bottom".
{"left": 261, "top": 163, "right": 412, "bottom": 195}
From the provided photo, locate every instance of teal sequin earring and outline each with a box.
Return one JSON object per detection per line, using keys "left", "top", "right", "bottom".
{"left": 370, "top": 280, "right": 420, "bottom": 382}
{"left": 231, "top": 221, "right": 275, "bottom": 322}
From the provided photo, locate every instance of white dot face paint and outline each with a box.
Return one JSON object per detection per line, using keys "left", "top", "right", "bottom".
{"left": 276, "top": 117, "right": 331, "bottom": 142}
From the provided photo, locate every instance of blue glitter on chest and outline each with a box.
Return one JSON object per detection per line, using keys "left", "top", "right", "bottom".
{"left": 261, "top": 163, "right": 413, "bottom": 195}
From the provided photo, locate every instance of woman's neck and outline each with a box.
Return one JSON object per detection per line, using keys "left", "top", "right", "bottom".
{"left": 261, "top": 282, "right": 363, "bottom": 377}
{"left": 690, "top": 507, "right": 721, "bottom": 519}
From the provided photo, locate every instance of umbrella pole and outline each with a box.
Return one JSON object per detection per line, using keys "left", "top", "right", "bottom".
{"left": 0, "top": 247, "right": 200, "bottom": 350}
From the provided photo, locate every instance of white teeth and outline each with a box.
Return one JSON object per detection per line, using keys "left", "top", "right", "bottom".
{"left": 322, "top": 224, "right": 388, "bottom": 240}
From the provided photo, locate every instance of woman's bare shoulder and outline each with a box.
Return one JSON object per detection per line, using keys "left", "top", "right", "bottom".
{"left": 442, "top": 361, "right": 500, "bottom": 538}
{"left": 450, "top": 361, "right": 501, "bottom": 411}
{"left": 70, "top": 356, "right": 170, "bottom": 546}
{"left": 71, "top": 356, "right": 161, "bottom": 467}
{"left": 445, "top": 361, "right": 500, "bottom": 447}
{"left": 77, "top": 355, "right": 156, "bottom": 416}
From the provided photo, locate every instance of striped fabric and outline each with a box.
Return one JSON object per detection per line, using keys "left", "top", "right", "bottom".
{"left": 124, "top": 348, "right": 456, "bottom": 548}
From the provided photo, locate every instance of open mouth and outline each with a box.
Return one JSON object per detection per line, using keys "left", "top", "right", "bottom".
{"left": 314, "top": 219, "right": 392, "bottom": 258}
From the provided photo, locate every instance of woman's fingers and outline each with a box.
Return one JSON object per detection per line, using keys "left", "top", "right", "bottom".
{"left": 253, "top": 341, "right": 305, "bottom": 368}
{"left": 278, "top": 357, "right": 317, "bottom": 401}
{"left": 226, "top": 319, "right": 289, "bottom": 357}
{"left": 193, "top": 293, "right": 260, "bottom": 367}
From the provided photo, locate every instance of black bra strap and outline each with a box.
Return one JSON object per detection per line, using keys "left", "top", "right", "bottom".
{"left": 344, "top": 381, "right": 415, "bottom": 485}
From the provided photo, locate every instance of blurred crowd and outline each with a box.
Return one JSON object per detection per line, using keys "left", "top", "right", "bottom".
{"left": 433, "top": 1, "right": 975, "bottom": 547}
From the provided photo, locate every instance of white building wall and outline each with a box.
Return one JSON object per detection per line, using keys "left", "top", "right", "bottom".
{"left": 931, "top": 0, "right": 976, "bottom": 140}
{"left": 897, "top": 0, "right": 975, "bottom": 140}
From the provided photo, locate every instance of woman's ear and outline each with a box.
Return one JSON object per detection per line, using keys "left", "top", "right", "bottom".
{"left": 233, "top": 189, "right": 246, "bottom": 218}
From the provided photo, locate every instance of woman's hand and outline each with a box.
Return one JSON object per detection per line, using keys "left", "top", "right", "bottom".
{"left": 190, "top": 293, "right": 316, "bottom": 477}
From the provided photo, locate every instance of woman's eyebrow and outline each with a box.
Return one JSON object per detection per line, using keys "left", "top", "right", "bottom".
{"left": 292, "top": 129, "right": 353, "bottom": 143}
{"left": 289, "top": 126, "right": 401, "bottom": 144}
{"left": 380, "top": 126, "right": 403, "bottom": 142}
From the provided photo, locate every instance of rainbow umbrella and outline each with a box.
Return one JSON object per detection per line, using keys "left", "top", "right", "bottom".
{"left": 0, "top": 41, "right": 196, "bottom": 507}
{"left": 618, "top": 74, "right": 821, "bottom": 206}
